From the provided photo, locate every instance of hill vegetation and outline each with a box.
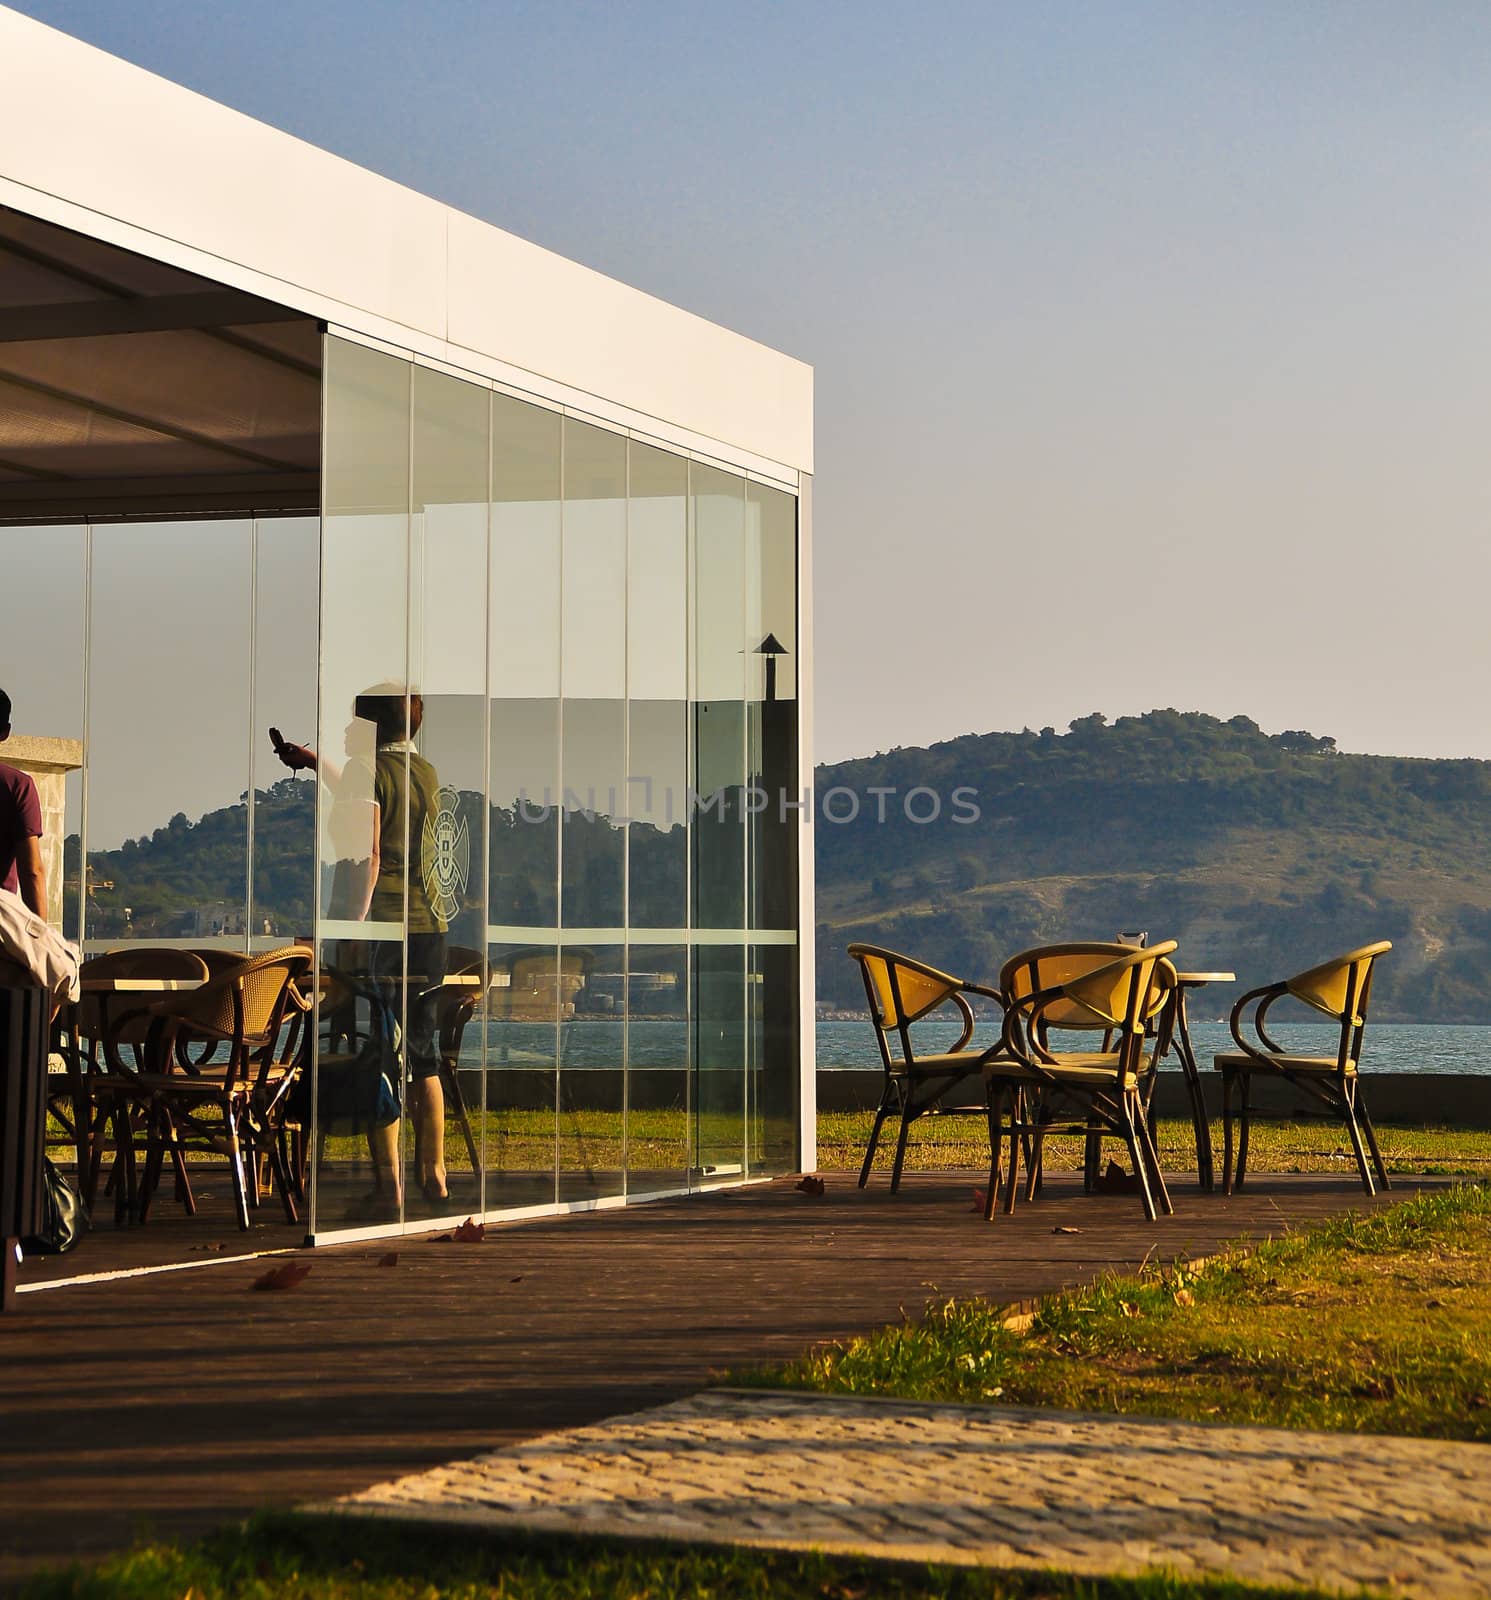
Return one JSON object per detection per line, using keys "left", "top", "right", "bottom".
{"left": 70, "top": 710, "right": 1491, "bottom": 1022}
{"left": 814, "top": 709, "right": 1491, "bottom": 1023}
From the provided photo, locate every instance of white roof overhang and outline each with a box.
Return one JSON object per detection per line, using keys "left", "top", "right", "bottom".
{"left": 0, "top": 5, "right": 813, "bottom": 484}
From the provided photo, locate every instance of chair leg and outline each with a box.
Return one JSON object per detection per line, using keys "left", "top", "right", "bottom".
{"left": 1002, "top": 1101, "right": 1021, "bottom": 1216}
{"left": 858, "top": 1100, "right": 892, "bottom": 1189}
{"left": 1220, "top": 1070, "right": 1235, "bottom": 1195}
{"left": 1357, "top": 1087, "right": 1390, "bottom": 1191}
{"left": 984, "top": 1083, "right": 1003, "bottom": 1221}
{"left": 1083, "top": 1123, "right": 1102, "bottom": 1193}
{"left": 1341, "top": 1081, "right": 1376, "bottom": 1197}
{"left": 889, "top": 1103, "right": 916, "bottom": 1194}
{"left": 1025, "top": 1102, "right": 1047, "bottom": 1203}
{"left": 266, "top": 1131, "right": 300, "bottom": 1224}
{"left": 444, "top": 1063, "right": 483, "bottom": 1179}
{"left": 1134, "top": 1099, "right": 1173, "bottom": 1217}
{"left": 225, "top": 1109, "right": 251, "bottom": 1231}
{"left": 1119, "top": 1095, "right": 1159, "bottom": 1222}
{"left": 1236, "top": 1073, "right": 1252, "bottom": 1191}
{"left": 137, "top": 1109, "right": 165, "bottom": 1225}
{"left": 162, "top": 1110, "right": 196, "bottom": 1216}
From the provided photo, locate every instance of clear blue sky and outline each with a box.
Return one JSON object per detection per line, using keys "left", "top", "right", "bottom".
{"left": 13, "top": 1, "right": 1491, "bottom": 762}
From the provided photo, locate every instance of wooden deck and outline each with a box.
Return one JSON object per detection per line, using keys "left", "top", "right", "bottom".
{"left": 0, "top": 1168, "right": 1439, "bottom": 1578}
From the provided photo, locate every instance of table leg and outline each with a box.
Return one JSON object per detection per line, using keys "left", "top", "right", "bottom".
{"left": 1173, "top": 991, "right": 1215, "bottom": 1191}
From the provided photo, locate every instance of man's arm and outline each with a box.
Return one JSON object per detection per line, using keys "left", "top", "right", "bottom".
{"left": 15, "top": 834, "right": 46, "bottom": 919}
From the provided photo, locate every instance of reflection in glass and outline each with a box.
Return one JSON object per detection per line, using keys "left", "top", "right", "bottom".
{"left": 487, "top": 392, "right": 561, "bottom": 1207}
{"left": 86, "top": 520, "right": 252, "bottom": 948}
{"left": 0, "top": 523, "right": 85, "bottom": 939}
{"left": 560, "top": 419, "right": 626, "bottom": 1200}
{"left": 406, "top": 364, "right": 490, "bottom": 1218}
{"left": 314, "top": 335, "right": 410, "bottom": 1231}
{"left": 252, "top": 516, "right": 319, "bottom": 949}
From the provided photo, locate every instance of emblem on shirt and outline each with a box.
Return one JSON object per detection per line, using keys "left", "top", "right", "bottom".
{"left": 421, "top": 786, "right": 470, "bottom": 922}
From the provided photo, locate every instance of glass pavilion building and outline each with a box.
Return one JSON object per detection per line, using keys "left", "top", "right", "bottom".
{"left": 0, "top": 7, "right": 815, "bottom": 1242}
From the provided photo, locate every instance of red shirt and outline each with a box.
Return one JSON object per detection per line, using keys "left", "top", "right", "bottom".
{"left": 0, "top": 760, "right": 42, "bottom": 896}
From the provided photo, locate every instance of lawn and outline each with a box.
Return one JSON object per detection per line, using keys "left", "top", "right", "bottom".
{"left": 819, "top": 1110, "right": 1491, "bottom": 1178}
{"left": 14, "top": 1513, "right": 1357, "bottom": 1600}
{"left": 746, "top": 1182, "right": 1491, "bottom": 1441}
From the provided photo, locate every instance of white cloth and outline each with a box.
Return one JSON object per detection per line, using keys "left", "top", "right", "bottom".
{"left": 0, "top": 887, "right": 80, "bottom": 1009}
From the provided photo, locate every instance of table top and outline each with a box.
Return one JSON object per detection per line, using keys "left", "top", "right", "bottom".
{"left": 1176, "top": 971, "right": 1235, "bottom": 985}
{"left": 78, "top": 976, "right": 205, "bottom": 993}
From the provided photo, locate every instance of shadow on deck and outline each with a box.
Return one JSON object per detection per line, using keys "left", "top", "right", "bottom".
{"left": 0, "top": 1167, "right": 1440, "bottom": 1577}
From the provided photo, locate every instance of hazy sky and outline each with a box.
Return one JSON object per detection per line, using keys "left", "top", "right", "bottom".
{"left": 10, "top": 1, "right": 1491, "bottom": 764}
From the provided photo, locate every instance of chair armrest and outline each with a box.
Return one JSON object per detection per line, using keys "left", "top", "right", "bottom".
{"left": 1228, "top": 981, "right": 1288, "bottom": 1066}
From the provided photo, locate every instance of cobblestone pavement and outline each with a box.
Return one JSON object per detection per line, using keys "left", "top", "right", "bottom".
{"left": 332, "top": 1388, "right": 1491, "bottom": 1597}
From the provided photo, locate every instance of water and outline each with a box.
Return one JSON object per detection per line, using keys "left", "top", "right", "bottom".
{"left": 815, "top": 1020, "right": 1491, "bottom": 1075}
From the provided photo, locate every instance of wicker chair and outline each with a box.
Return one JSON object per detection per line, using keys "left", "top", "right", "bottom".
{"left": 988, "top": 941, "right": 1179, "bottom": 1221}
{"left": 1214, "top": 941, "right": 1392, "bottom": 1195}
{"left": 846, "top": 943, "right": 1008, "bottom": 1191}
{"left": 119, "top": 947, "right": 311, "bottom": 1229}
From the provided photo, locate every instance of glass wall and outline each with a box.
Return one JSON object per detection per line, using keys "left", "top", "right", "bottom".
{"left": 309, "top": 333, "right": 802, "bottom": 1236}
{"left": 0, "top": 517, "right": 318, "bottom": 954}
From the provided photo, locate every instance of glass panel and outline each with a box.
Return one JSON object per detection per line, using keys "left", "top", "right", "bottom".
{"left": 0, "top": 524, "right": 85, "bottom": 940}
{"left": 747, "top": 482, "right": 799, "bottom": 1173}
{"left": 690, "top": 463, "right": 747, "bottom": 1180}
{"left": 559, "top": 418, "right": 626, "bottom": 1201}
{"left": 485, "top": 938, "right": 558, "bottom": 1207}
{"left": 693, "top": 942, "right": 747, "bottom": 1182}
{"left": 251, "top": 516, "right": 319, "bottom": 950}
{"left": 487, "top": 392, "right": 562, "bottom": 1208}
{"left": 627, "top": 441, "right": 690, "bottom": 1195}
{"left": 558, "top": 938, "right": 626, "bottom": 1201}
{"left": 86, "top": 519, "right": 251, "bottom": 949}
{"left": 314, "top": 335, "right": 410, "bottom": 1233}
{"left": 627, "top": 941, "right": 689, "bottom": 1194}
{"left": 406, "top": 365, "right": 490, "bottom": 1221}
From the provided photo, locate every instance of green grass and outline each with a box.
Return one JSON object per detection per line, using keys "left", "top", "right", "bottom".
{"left": 13, "top": 1513, "right": 1364, "bottom": 1600}
{"left": 744, "top": 1183, "right": 1491, "bottom": 1441}
{"left": 818, "top": 1111, "right": 1491, "bottom": 1178}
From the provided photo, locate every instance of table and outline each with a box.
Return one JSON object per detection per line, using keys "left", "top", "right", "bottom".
{"left": 1164, "top": 970, "right": 1235, "bottom": 1192}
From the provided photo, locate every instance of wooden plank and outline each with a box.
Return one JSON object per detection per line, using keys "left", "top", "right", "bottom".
{"left": 0, "top": 1170, "right": 1441, "bottom": 1579}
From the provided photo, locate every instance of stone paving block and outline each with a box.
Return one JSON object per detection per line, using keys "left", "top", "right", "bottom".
{"left": 324, "top": 1388, "right": 1491, "bottom": 1598}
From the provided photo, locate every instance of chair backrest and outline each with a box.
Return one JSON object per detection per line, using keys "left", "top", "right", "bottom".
{"left": 165, "top": 947, "right": 311, "bottom": 1058}
{"left": 848, "top": 944, "right": 965, "bottom": 1031}
{"left": 75, "top": 947, "right": 211, "bottom": 1059}
{"left": 1000, "top": 943, "right": 1170, "bottom": 1032}
{"left": 1285, "top": 941, "right": 1392, "bottom": 1027}
{"left": 1004, "top": 941, "right": 1178, "bottom": 1078}
{"left": 846, "top": 943, "right": 976, "bottom": 1072}
{"left": 438, "top": 945, "right": 487, "bottom": 1056}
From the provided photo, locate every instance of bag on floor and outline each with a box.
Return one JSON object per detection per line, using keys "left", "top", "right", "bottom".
{"left": 22, "top": 1157, "right": 88, "bottom": 1255}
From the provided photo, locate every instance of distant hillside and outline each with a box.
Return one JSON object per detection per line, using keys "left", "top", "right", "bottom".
{"left": 69, "top": 710, "right": 1491, "bottom": 1022}
{"left": 815, "top": 710, "right": 1491, "bottom": 1024}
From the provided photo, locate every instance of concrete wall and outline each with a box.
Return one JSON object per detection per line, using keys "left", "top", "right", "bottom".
{"left": 1, "top": 735, "right": 81, "bottom": 932}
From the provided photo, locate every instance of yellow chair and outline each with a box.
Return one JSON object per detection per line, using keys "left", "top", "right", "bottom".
{"left": 988, "top": 941, "right": 1179, "bottom": 1221}
{"left": 847, "top": 943, "right": 1006, "bottom": 1191}
{"left": 1214, "top": 941, "right": 1392, "bottom": 1195}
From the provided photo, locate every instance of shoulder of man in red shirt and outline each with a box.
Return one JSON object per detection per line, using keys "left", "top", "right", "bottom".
{"left": 0, "top": 760, "right": 42, "bottom": 836}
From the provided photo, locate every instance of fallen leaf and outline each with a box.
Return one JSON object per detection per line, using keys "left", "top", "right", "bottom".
{"left": 377, "top": 1252, "right": 399, "bottom": 1268}
{"left": 252, "top": 1262, "right": 311, "bottom": 1292}
{"left": 1173, "top": 1288, "right": 1195, "bottom": 1308}
{"left": 1052, "top": 1225, "right": 1081, "bottom": 1235}
{"left": 452, "top": 1218, "right": 486, "bottom": 1242}
{"left": 970, "top": 1187, "right": 987, "bottom": 1213}
{"left": 795, "top": 1175, "right": 826, "bottom": 1196}
{"left": 509, "top": 1275, "right": 524, "bottom": 1283}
